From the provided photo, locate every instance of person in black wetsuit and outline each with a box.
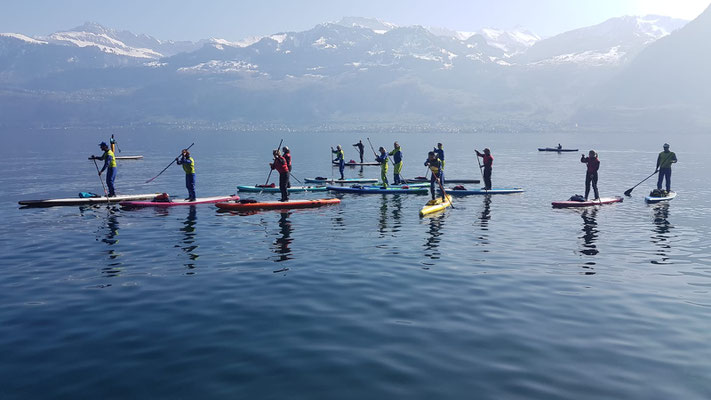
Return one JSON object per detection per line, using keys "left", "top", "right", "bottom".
{"left": 352, "top": 140, "right": 365, "bottom": 163}
{"left": 424, "top": 151, "right": 444, "bottom": 201}
{"left": 475, "top": 148, "right": 493, "bottom": 190}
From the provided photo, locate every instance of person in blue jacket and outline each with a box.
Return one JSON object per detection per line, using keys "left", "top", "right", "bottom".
{"left": 424, "top": 151, "right": 444, "bottom": 201}
{"left": 389, "top": 142, "right": 404, "bottom": 185}
{"left": 176, "top": 149, "right": 196, "bottom": 201}
{"left": 331, "top": 145, "right": 345, "bottom": 180}
{"left": 91, "top": 142, "right": 117, "bottom": 197}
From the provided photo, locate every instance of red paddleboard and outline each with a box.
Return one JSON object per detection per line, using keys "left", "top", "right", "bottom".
{"left": 216, "top": 198, "right": 340, "bottom": 211}
{"left": 552, "top": 196, "right": 623, "bottom": 208}
{"left": 120, "top": 195, "right": 240, "bottom": 207}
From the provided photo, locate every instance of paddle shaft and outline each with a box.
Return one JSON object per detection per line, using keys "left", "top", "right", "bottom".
{"left": 475, "top": 150, "right": 484, "bottom": 179}
{"left": 260, "top": 138, "right": 284, "bottom": 195}
{"left": 92, "top": 158, "right": 110, "bottom": 204}
{"left": 145, "top": 143, "right": 194, "bottom": 183}
{"left": 367, "top": 137, "right": 407, "bottom": 183}
{"left": 432, "top": 169, "right": 453, "bottom": 209}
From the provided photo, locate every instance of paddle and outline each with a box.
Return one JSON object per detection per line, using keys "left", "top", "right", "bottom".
{"left": 145, "top": 142, "right": 194, "bottom": 183}
{"left": 433, "top": 169, "right": 454, "bottom": 209}
{"left": 289, "top": 172, "right": 303, "bottom": 185}
{"left": 624, "top": 153, "right": 672, "bottom": 196}
{"left": 475, "top": 149, "right": 484, "bottom": 180}
{"left": 260, "top": 138, "right": 284, "bottom": 195}
{"left": 92, "top": 158, "right": 110, "bottom": 204}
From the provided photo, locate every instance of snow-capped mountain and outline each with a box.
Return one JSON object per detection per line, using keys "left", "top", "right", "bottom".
{"left": 335, "top": 17, "right": 397, "bottom": 34}
{"left": 519, "top": 15, "right": 687, "bottom": 66}
{"left": 428, "top": 26, "right": 540, "bottom": 57}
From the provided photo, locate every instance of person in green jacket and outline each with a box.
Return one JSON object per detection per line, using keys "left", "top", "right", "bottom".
{"left": 389, "top": 142, "right": 403, "bottom": 184}
{"left": 656, "top": 143, "right": 678, "bottom": 192}
{"left": 176, "top": 149, "right": 196, "bottom": 201}
{"left": 375, "top": 147, "right": 389, "bottom": 188}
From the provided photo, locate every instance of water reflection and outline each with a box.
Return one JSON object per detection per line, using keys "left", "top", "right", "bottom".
{"left": 579, "top": 208, "right": 598, "bottom": 275}
{"left": 94, "top": 208, "right": 122, "bottom": 277}
{"left": 377, "top": 195, "right": 403, "bottom": 238}
{"left": 423, "top": 214, "right": 445, "bottom": 261}
{"left": 273, "top": 212, "right": 293, "bottom": 262}
{"left": 651, "top": 203, "right": 673, "bottom": 265}
{"left": 473, "top": 196, "right": 492, "bottom": 250}
{"left": 181, "top": 206, "right": 199, "bottom": 272}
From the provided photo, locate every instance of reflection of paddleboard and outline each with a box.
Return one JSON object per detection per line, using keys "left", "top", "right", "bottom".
{"left": 538, "top": 148, "right": 578, "bottom": 152}
{"left": 326, "top": 185, "right": 428, "bottom": 194}
{"left": 552, "top": 196, "right": 623, "bottom": 208}
{"left": 645, "top": 191, "right": 676, "bottom": 204}
{"left": 237, "top": 185, "right": 327, "bottom": 192}
{"left": 216, "top": 198, "right": 340, "bottom": 211}
{"left": 304, "top": 178, "right": 378, "bottom": 184}
{"left": 444, "top": 187, "right": 524, "bottom": 195}
{"left": 19, "top": 193, "right": 160, "bottom": 207}
{"left": 419, "top": 194, "right": 452, "bottom": 217}
{"left": 120, "top": 195, "right": 239, "bottom": 207}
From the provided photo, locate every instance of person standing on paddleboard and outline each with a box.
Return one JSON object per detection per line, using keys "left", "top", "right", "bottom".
{"left": 389, "top": 142, "right": 403, "bottom": 185}
{"left": 332, "top": 145, "right": 345, "bottom": 180}
{"left": 271, "top": 149, "right": 290, "bottom": 202}
{"left": 475, "top": 148, "right": 494, "bottom": 190}
{"left": 434, "top": 143, "right": 445, "bottom": 184}
{"left": 581, "top": 150, "right": 600, "bottom": 200}
{"left": 656, "top": 143, "right": 677, "bottom": 192}
{"left": 282, "top": 146, "right": 292, "bottom": 188}
{"left": 376, "top": 147, "right": 389, "bottom": 188}
{"left": 176, "top": 149, "right": 196, "bottom": 201}
{"left": 352, "top": 140, "right": 365, "bottom": 163}
{"left": 91, "top": 142, "right": 117, "bottom": 197}
{"left": 424, "top": 151, "right": 444, "bottom": 201}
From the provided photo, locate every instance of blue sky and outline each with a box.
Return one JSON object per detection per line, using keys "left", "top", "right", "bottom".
{"left": 2, "top": 0, "right": 709, "bottom": 40}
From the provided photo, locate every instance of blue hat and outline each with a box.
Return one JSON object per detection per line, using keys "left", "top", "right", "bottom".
{"left": 99, "top": 142, "right": 108, "bottom": 147}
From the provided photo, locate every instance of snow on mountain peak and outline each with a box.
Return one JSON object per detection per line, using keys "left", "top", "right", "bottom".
{"left": 336, "top": 17, "right": 397, "bottom": 32}
{"left": 0, "top": 33, "right": 47, "bottom": 45}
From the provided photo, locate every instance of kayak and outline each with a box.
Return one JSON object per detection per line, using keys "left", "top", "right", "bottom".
{"left": 327, "top": 185, "right": 428, "bottom": 194}
{"left": 19, "top": 193, "right": 161, "bottom": 207}
{"left": 645, "top": 191, "right": 677, "bottom": 204}
{"left": 237, "top": 185, "right": 327, "bottom": 193}
{"left": 409, "top": 177, "right": 480, "bottom": 184}
{"left": 538, "top": 148, "right": 578, "bottom": 152}
{"left": 420, "top": 194, "right": 452, "bottom": 217}
{"left": 444, "top": 187, "right": 524, "bottom": 195}
{"left": 216, "top": 198, "right": 340, "bottom": 211}
{"left": 332, "top": 161, "right": 380, "bottom": 167}
{"left": 88, "top": 155, "right": 143, "bottom": 160}
{"left": 304, "top": 177, "right": 378, "bottom": 184}
{"left": 552, "top": 196, "right": 623, "bottom": 208}
{"left": 120, "top": 195, "right": 240, "bottom": 207}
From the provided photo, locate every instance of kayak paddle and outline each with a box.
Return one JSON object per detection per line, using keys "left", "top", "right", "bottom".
{"left": 145, "top": 142, "right": 194, "bottom": 183}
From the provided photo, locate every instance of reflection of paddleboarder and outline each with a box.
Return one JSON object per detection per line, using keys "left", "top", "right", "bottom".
{"left": 656, "top": 143, "right": 677, "bottom": 192}
{"left": 352, "top": 140, "right": 365, "bottom": 163}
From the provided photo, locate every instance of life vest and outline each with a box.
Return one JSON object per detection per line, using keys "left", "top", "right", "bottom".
{"left": 105, "top": 150, "right": 117, "bottom": 168}
{"left": 181, "top": 156, "right": 195, "bottom": 174}
{"left": 426, "top": 158, "right": 441, "bottom": 174}
{"left": 389, "top": 147, "right": 402, "bottom": 164}
{"left": 657, "top": 151, "right": 676, "bottom": 169}
{"left": 272, "top": 156, "right": 289, "bottom": 173}
{"left": 333, "top": 149, "right": 344, "bottom": 161}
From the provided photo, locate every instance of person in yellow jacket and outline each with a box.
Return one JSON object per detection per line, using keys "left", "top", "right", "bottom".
{"left": 91, "top": 142, "right": 117, "bottom": 197}
{"left": 176, "top": 149, "right": 196, "bottom": 201}
{"left": 376, "top": 147, "right": 389, "bottom": 188}
{"left": 389, "top": 142, "right": 403, "bottom": 184}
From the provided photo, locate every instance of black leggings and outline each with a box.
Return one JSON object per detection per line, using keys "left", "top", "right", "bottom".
{"left": 483, "top": 168, "right": 492, "bottom": 190}
{"left": 585, "top": 172, "right": 599, "bottom": 200}
{"left": 279, "top": 172, "right": 290, "bottom": 200}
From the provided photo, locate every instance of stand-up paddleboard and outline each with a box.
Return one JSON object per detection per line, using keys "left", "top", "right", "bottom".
{"left": 420, "top": 194, "right": 452, "bottom": 217}
{"left": 444, "top": 187, "right": 524, "bottom": 195}
{"left": 120, "top": 195, "right": 240, "bottom": 207}
{"left": 409, "top": 177, "right": 480, "bottom": 184}
{"left": 19, "top": 193, "right": 161, "bottom": 207}
{"left": 89, "top": 155, "right": 143, "bottom": 161}
{"left": 333, "top": 161, "right": 380, "bottom": 167}
{"left": 216, "top": 198, "right": 340, "bottom": 211}
{"left": 304, "top": 177, "right": 378, "bottom": 184}
{"left": 552, "top": 196, "right": 623, "bottom": 208}
{"left": 366, "top": 182, "right": 429, "bottom": 188}
{"left": 326, "top": 185, "right": 428, "bottom": 194}
{"left": 237, "top": 185, "right": 327, "bottom": 193}
{"left": 538, "top": 148, "right": 578, "bottom": 152}
{"left": 645, "top": 191, "right": 676, "bottom": 204}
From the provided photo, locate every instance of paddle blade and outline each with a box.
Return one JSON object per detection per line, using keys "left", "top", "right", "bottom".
{"left": 624, "top": 188, "right": 633, "bottom": 197}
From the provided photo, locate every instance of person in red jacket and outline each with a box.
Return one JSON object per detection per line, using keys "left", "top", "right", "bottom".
{"left": 270, "top": 149, "right": 290, "bottom": 202}
{"left": 475, "top": 148, "right": 494, "bottom": 190}
{"left": 581, "top": 150, "right": 600, "bottom": 200}
{"left": 282, "top": 146, "right": 292, "bottom": 188}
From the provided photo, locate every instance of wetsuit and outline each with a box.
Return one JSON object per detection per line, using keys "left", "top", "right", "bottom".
{"left": 389, "top": 147, "right": 403, "bottom": 185}
{"left": 581, "top": 155, "right": 600, "bottom": 200}
{"left": 424, "top": 157, "right": 444, "bottom": 200}
{"left": 434, "top": 146, "right": 445, "bottom": 184}
{"left": 98, "top": 149, "right": 117, "bottom": 196}
{"left": 333, "top": 148, "right": 345, "bottom": 180}
{"left": 176, "top": 156, "right": 196, "bottom": 200}
{"left": 271, "top": 155, "right": 290, "bottom": 201}
{"left": 353, "top": 142, "right": 365, "bottom": 163}
{"left": 376, "top": 152, "right": 389, "bottom": 187}
{"left": 656, "top": 150, "right": 677, "bottom": 192}
{"left": 476, "top": 151, "right": 493, "bottom": 190}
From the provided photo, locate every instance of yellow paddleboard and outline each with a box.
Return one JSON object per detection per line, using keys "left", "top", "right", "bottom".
{"left": 419, "top": 194, "right": 452, "bottom": 217}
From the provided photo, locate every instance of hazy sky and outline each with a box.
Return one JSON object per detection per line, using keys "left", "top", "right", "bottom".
{"left": 2, "top": 0, "right": 709, "bottom": 40}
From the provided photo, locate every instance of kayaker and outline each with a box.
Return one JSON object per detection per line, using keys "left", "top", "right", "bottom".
{"left": 352, "top": 140, "right": 365, "bottom": 163}
{"left": 475, "top": 148, "right": 494, "bottom": 190}
{"left": 656, "top": 143, "right": 677, "bottom": 192}
{"left": 91, "top": 142, "right": 117, "bottom": 197}
{"left": 282, "top": 146, "right": 292, "bottom": 188}
{"left": 376, "top": 147, "right": 389, "bottom": 187}
{"left": 557, "top": 144, "right": 562, "bottom": 150}
{"left": 332, "top": 145, "right": 345, "bottom": 180}
{"left": 424, "top": 152, "right": 444, "bottom": 201}
{"left": 271, "top": 149, "right": 290, "bottom": 202}
{"left": 389, "top": 142, "right": 403, "bottom": 185}
{"left": 176, "top": 149, "right": 196, "bottom": 201}
{"left": 434, "top": 143, "right": 445, "bottom": 183}
{"left": 581, "top": 150, "right": 600, "bottom": 200}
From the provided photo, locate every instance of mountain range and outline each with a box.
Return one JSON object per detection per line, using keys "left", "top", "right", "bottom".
{"left": 0, "top": 9, "right": 708, "bottom": 132}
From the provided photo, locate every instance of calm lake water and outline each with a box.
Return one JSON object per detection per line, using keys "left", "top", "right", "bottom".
{"left": 1, "top": 129, "right": 710, "bottom": 399}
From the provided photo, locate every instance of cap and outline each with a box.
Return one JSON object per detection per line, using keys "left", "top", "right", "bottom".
{"left": 663, "top": 143, "right": 670, "bottom": 148}
{"left": 99, "top": 142, "right": 108, "bottom": 147}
